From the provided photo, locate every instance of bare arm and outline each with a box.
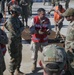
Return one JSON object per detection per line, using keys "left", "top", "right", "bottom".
{"left": 48, "top": 8, "right": 63, "bottom": 17}
{"left": 57, "top": 17, "right": 64, "bottom": 24}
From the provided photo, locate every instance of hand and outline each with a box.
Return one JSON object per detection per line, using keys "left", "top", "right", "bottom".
{"left": 46, "top": 29, "right": 50, "bottom": 34}
{"left": 38, "top": 30, "right": 44, "bottom": 34}
{"left": 44, "top": 30, "right": 50, "bottom": 35}
{"left": 47, "top": 31, "right": 50, "bottom": 35}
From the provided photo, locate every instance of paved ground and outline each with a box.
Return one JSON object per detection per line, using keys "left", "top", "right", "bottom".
{"left": 3, "top": 1, "right": 74, "bottom": 75}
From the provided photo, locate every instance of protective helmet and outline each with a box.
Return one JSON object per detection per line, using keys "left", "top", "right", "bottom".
{"left": 42, "top": 44, "right": 66, "bottom": 71}
{"left": 10, "top": 5, "right": 22, "bottom": 14}
{"left": 62, "top": 8, "right": 74, "bottom": 16}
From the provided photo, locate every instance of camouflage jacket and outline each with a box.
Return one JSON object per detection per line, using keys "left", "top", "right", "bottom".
{"left": 65, "top": 21, "right": 74, "bottom": 50}
{"left": 5, "top": 16, "right": 24, "bottom": 39}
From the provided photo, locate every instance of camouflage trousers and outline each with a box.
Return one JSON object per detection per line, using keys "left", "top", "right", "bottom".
{"left": 30, "top": 41, "right": 48, "bottom": 62}
{"left": 0, "top": 50, "right": 6, "bottom": 75}
{"left": 28, "top": 2, "right": 33, "bottom": 16}
{"left": 8, "top": 38, "right": 22, "bottom": 73}
{"left": 52, "top": 0, "right": 59, "bottom": 6}
{"left": 67, "top": 51, "right": 74, "bottom": 75}
{"left": 65, "top": 0, "right": 70, "bottom": 9}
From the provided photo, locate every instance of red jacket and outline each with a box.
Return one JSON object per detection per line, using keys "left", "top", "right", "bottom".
{"left": 32, "top": 16, "right": 50, "bottom": 43}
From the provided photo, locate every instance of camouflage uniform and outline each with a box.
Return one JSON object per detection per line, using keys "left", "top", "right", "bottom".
{"left": 1, "top": 0, "right": 6, "bottom": 14}
{"left": 28, "top": 0, "right": 33, "bottom": 16}
{"left": 41, "top": 44, "right": 66, "bottom": 75}
{"left": 65, "top": 0, "right": 70, "bottom": 9}
{"left": 0, "top": 29, "right": 8, "bottom": 75}
{"left": 51, "top": 0, "right": 59, "bottom": 7}
{"left": 63, "top": 8, "right": 74, "bottom": 75}
{"left": 5, "top": 5, "right": 24, "bottom": 74}
{"left": 20, "top": 0, "right": 29, "bottom": 27}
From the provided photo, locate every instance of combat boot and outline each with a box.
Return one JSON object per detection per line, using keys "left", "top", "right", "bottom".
{"left": 32, "top": 61, "right": 37, "bottom": 72}
{"left": 15, "top": 68, "right": 24, "bottom": 75}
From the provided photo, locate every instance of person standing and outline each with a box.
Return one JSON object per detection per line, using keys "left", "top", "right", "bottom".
{"left": 20, "top": 0, "right": 29, "bottom": 27}
{"left": 65, "top": 0, "right": 70, "bottom": 10}
{"left": 62, "top": 8, "right": 74, "bottom": 75}
{"left": 4, "top": 5, "right": 25, "bottom": 75}
{"left": 7, "top": 0, "right": 18, "bottom": 14}
{"left": 39, "top": 44, "right": 67, "bottom": 75}
{"left": 29, "top": 8, "right": 51, "bottom": 72}
{"left": 0, "top": 28, "right": 8, "bottom": 75}
{"left": 48, "top": 4, "right": 65, "bottom": 42}
{"left": 51, "top": 0, "right": 59, "bottom": 7}
{"left": 6, "top": 0, "right": 11, "bottom": 14}
{"left": 28, "top": 0, "right": 33, "bottom": 16}
{"left": 1, "top": 0, "right": 6, "bottom": 14}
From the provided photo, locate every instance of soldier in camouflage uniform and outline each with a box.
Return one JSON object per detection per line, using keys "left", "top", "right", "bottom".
{"left": 20, "top": 0, "right": 29, "bottom": 27}
{"left": 62, "top": 8, "right": 74, "bottom": 75}
{"left": 39, "top": 44, "right": 66, "bottom": 75}
{"left": 1, "top": 0, "right": 6, "bottom": 14}
{"left": 28, "top": 0, "right": 33, "bottom": 16}
{"left": 4, "top": 5, "right": 25, "bottom": 75}
{"left": 51, "top": 0, "right": 59, "bottom": 7}
{"left": 0, "top": 28, "right": 8, "bottom": 75}
{"left": 65, "top": 0, "right": 70, "bottom": 10}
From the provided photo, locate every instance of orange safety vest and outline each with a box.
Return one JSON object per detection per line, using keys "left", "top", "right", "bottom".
{"left": 54, "top": 6, "right": 65, "bottom": 23}
{"left": 32, "top": 16, "right": 50, "bottom": 43}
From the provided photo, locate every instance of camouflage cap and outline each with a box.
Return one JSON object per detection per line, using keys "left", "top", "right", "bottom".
{"left": 42, "top": 44, "right": 66, "bottom": 71}
{"left": 10, "top": 5, "right": 22, "bottom": 14}
{"left": 62, "top": 8, "right": 74, "bottom": 16}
